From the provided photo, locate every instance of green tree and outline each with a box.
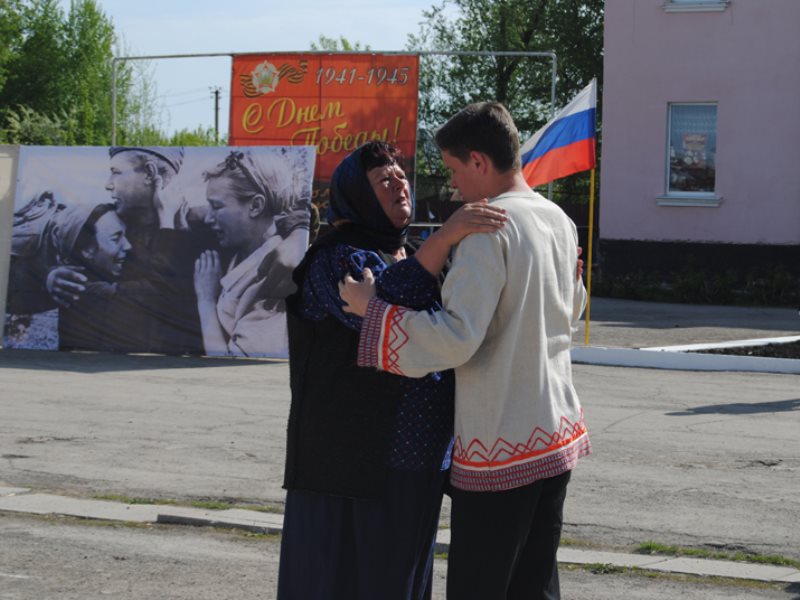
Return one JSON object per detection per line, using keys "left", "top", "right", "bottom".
{"left": 310, "top": 34, "right": 371, "bottom": 52}
{"left": 0, "top": 0, "right": 66, "bottom": 121}
{"left": 0, "top": 0, "right": 24, "bottom": 93}
{"left": 2, "top": 104, "right": 75, "bottom": 145}
{"left": 0, "top": 0, "right": 163, "bottom": 146}
{"left": 407, "top": 0, "right": 603, "bottom": 204}
{"left": 62, "top": 0, "right": 116, "bottom": 144}
{"left": 119, "top": 124, "right": 221, "bottom": 147}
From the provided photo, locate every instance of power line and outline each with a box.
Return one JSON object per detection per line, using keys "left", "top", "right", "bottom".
{"left": 165, "top": 97, "right": 212, "bottom": 108}
{"left": 158, "top": 87, "right": 214, "bottom": 99}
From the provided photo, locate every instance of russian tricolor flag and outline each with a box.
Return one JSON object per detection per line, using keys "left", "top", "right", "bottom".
{"left": 521, "top": 79, "right": 597, "bottom": 188}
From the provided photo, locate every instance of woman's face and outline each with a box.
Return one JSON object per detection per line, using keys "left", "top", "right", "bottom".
{"left": 366, "top": 163, "right": 412, "bottom": 229}
{"left": 88, "top": 211, "right": 132, "bottom": 280}
{"left": 204, "top": 176, "right": 256, "bottom": 249}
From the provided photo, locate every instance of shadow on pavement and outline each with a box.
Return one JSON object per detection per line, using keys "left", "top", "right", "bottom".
{"left": 783, "top": 582, "right": 800, "bottom": 600}
{"left": 0, "top": 348, "right": 283, "bottom": 374}
{"left": 667, "top": 398, "right": 800, "bottom": 416}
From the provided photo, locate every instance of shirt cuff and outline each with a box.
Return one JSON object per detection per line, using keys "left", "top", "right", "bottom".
{"left": 357, "top": 296, "right": 391, "bottom": 369}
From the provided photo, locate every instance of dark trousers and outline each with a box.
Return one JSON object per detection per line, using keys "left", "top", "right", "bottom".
{"left": 278, "top": 469, "right": 446, "bottom": 600}
{"left": 446, "top": 470, "right": 571, "bottom": 600}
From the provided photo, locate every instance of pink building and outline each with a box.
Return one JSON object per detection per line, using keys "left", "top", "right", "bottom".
{"left": 599, "top": 0, "right": 800, "bottom": 295}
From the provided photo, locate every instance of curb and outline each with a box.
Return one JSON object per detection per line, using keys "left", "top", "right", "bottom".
{"left": 2, "top": 488, "right": 798, "bottom": 585}
{"left": 571, "top": 335, "right": 800, "bottom": 374}
{"left": 0, "top": 488, "right": 284, "bottom": 534}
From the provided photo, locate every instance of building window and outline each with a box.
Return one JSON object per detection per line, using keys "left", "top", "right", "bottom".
{"left": 664, "top": 1, "right": 729, "bottom": 13}
{"left": 667, "top": 103, "right": 717, "bottom": 196}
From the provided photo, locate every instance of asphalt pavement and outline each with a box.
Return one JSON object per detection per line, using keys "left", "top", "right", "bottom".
{"left": 1, "top": 297, "right": 799, "bottom": 599}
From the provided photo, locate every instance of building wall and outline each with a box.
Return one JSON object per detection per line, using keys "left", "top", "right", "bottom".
{"left": 600, "top": 0, "right": 800, "bottom": 245}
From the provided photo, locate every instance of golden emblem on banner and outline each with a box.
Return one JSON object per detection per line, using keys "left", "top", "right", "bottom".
{"left": 240, "top": 60, "right": 308, "bottom": 97}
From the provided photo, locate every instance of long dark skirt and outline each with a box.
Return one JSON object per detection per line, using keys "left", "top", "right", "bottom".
{"left": 277, "top": 468, "right": 447, "bottom": 600}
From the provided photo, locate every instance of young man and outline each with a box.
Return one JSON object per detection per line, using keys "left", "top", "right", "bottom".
{"left": 340, "top": 102, "right": 589, "bottom": 600}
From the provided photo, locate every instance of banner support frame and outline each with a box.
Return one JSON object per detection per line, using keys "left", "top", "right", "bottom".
{"left": 111, "top": 50, "right": 557, "bottom": 148}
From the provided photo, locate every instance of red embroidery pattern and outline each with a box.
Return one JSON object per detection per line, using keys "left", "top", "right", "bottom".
{"left": 451, "top": 436, "right": 591, "bottom": 492}
{"left": 381, "top": 304, "right": 410, "bottom": 375}
{"left": 453, "top": 415, "right": 588, "bottom": 468}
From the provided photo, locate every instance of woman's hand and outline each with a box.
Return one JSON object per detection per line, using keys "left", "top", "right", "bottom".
{"left": 194, "top": 250, "right": 223, "bottom": 304}
{"left": 154, "top": 179, "right": 186, "bottom": 230}
{"left": 435, "top": 199, "right": 507, "bottom": 247}
{"left": 175, "top": 198, "right": 190, "bottom": 231}
{"left": 339, "top": 267, "right": 376, "bottom": 317}
{"left": 414, "top": 200, "right": 507, "bottom": 278}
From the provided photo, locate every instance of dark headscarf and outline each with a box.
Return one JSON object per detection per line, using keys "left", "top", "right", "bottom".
{"left": 326, "top": 143, "right": 414, "bottom": 253}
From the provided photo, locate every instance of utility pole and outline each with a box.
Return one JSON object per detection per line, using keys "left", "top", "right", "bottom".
{"left": 210, "top": 86, "right": 222, "bottom": 144}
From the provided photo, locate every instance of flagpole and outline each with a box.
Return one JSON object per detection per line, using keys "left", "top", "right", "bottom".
{"left": 584, "top": 168, "right": 596, "bottom": 346}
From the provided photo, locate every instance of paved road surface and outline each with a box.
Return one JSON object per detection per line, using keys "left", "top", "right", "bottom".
{"left": 1, "top": 298, "right": 799, "bottom": 598}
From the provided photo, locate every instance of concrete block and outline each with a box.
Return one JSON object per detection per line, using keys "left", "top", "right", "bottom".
{"left": 557, "top": 548, "right": 669, "bottom": 568}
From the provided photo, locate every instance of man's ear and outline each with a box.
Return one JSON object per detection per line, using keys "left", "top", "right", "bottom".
{"left": 249, "top": 194, "right": 267, "bottom": 218}
{"left": 469, "top": 151, "right": 490, "bottom": 174}
{"left": 143, "top": 160, "right": 159, "bottom": 185}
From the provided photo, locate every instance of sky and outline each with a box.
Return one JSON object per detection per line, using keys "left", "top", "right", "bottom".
{"left": 58, "top": 0, "right": 455, "bottom": 139}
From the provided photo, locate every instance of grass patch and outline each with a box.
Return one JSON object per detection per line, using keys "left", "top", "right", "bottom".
{"left": 186, "top": 499, "right": 283, "bottom": 513}
{"left": 636, "top": 540, "right": 800, "bottom": 569}
{"left": 92, "top": 494, "right": 283, "bottom": 514}
{"left": 20, "top": 512, "right": 154, "bottom": 530}
{"left": 560, "top": 536, "right": 599, "bottom": 549}
{"left": 94, "top": 494, "right": 178, "bottom": 506}
{"left": 23, "top": 512, "right": 283, "bottom": 541}
{"left": 584, "top": 563, "right": 625, "bottom": 575}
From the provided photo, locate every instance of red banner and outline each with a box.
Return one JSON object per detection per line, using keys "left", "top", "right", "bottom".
{"left": 229, "top": 53, "right": 419, "bottom": 208}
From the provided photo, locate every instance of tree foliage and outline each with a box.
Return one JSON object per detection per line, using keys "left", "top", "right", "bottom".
{"left": 0, "top": 0, "right": 218, "bottom": 146}
{"left": 120, "top": 124, "right": 222, "bottom": 147}
{"left": 0, "top": 0, "right": 119, "bottom": 144}
{"left": 62, "top": 0, "right": 116, "bottom": 144}
{"left": 310, "top": 34, "right": 371, "bottom": 52}
{"left": 407, "top": 0, "right": 603, "bottom": 203}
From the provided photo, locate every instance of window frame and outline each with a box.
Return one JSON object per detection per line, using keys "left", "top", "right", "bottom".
{"left": 659, "top": 101, "right": 721, "bottom": 207}
{"left": 663, "top": 0, "right": 730, "bottom": 13}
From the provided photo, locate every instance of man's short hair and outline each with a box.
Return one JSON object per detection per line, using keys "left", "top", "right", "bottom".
{"left": 108, "top": 146, "right": 184, "bottom": 187}
{"left": 434, "top": 102, "right": 521, "bottom": 172}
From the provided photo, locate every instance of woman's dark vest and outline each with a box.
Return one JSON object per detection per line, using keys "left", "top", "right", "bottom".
{"left": 283, "top": 228, "right": 405, "bottom": 500}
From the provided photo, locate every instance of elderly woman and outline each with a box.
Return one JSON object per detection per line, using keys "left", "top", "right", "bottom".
{"left": 278, "top": 141, "right": 506, "bottom": 599}
{"left": 193, "top": 150, "right": 311, "bottom": 358}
